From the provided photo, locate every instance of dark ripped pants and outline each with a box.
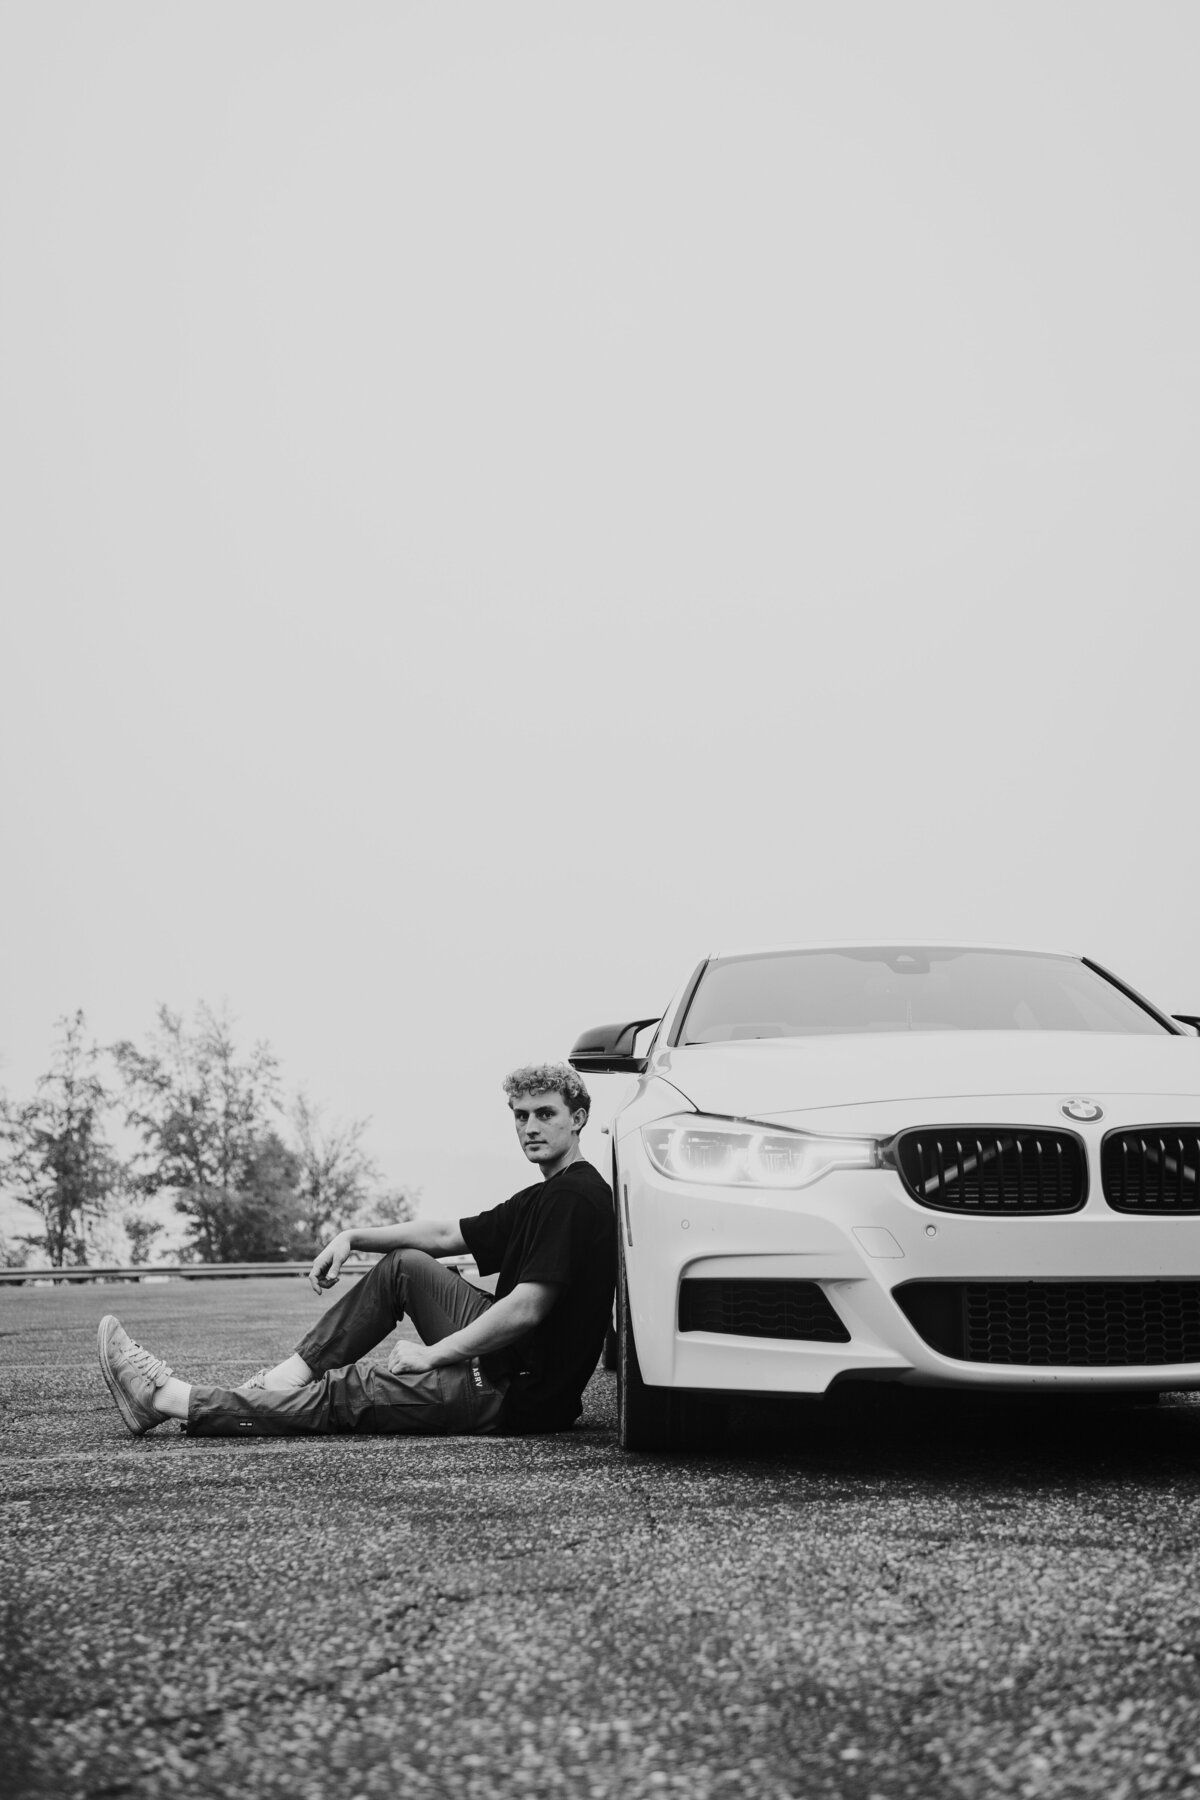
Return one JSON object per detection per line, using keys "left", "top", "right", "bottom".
{"left": 185, "top": 1250, "right": 508, "bottom": 1437}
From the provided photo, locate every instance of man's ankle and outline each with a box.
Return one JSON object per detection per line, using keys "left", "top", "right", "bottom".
{"left": 261, "top": 1354, "right": 315, "bottom": 1391}
{"left": 152, "top": 1377, "right": 191, "bottom": 1420}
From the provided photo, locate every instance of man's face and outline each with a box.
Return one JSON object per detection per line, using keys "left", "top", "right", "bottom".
{"left": 509, "top": 1088, "right": 584, "bottom": 1167}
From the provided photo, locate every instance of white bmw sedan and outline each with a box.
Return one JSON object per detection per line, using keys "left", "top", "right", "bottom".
{"left": 569, "top": 944, "right": 1200, "bottom": 1451}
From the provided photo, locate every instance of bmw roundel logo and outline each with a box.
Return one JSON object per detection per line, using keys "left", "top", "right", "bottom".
{"left": 1061, "top": 1098, "right": 1103, "bottom": 1122}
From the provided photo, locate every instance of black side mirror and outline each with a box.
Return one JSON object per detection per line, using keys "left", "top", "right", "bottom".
{"left": 1173, "top": 1015, "right": 1200, "bottom": 1034}
{"left": 568, "top": 1018, "right": 661, "bottom": 1075}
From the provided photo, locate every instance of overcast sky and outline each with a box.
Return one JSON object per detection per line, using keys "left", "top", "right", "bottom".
{"left": 2, "top": 3, "right": 1198, "bottom": 1216}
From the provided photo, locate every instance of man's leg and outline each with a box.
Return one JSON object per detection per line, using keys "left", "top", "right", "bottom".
{"left": 291, "top": 1249, "right": 494, "bottom": 1375}
{"left": 98, "top": 1310, "right": 508, "bottom": 1439}
{"left": 248, "top": 1250, "right": 494, "bottom": 1391}
{"left": 186, "top": 1357, "right": 506, "bottom": 1438}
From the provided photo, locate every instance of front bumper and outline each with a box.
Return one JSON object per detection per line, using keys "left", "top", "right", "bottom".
{"left": 620, "top": 1134, "right": 1200, "bottom": 1394}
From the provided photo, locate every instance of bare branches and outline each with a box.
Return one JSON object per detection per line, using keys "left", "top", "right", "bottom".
{"left": 290, "top": 1091, "right": 382, "bottom": 1241}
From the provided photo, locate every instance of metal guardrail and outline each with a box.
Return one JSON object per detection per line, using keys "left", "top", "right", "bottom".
{"left": 0, "top": 1256, "right": 478, "bottom": 1287}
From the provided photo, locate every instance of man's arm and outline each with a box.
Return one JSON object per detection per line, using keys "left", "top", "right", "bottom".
{"left": 387, "top": 1280, "right": 559, "bottom": 1374}
{"left": 308, "top": 1218, "right": 468, "bottom": 1294}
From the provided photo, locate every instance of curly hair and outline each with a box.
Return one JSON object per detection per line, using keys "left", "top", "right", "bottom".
{"left": 503, "top": 1061, "right": 592, "bottom": 1123}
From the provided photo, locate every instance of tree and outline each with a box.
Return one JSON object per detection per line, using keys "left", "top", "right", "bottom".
{"left": 0, "top": 1012, "right": 125, "bottom": 1267}
{"left": 340, "top": 1183, "right": 422, "bottom": 1264}
{"left": 289, "top": 1091, "right": 382, "bottom": 1244}
{"left": 121, "top": 1209, "right": 163, "bottom": 1266}
{"left": 193, "top": 1130, "right": 308, "bottom": 1262}
{"left": 113, "top": 1003, "right": 304, "bottom": 1262}
{"left": 0, "top": 1231, "right": 27, "bottom": 1271}
{"left": 351, "top": 1185, "right": 421, "bottom": 1231}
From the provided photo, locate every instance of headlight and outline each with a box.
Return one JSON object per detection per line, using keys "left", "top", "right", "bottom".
{"left": 641, "top": 1116, "right": 880, "bottom": 1189}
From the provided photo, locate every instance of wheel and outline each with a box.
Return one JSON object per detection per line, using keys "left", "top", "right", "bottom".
{"left": 602, "top": 1312, "right": 618, "bottom": 1371}
{"left": 616, "top": 1237, "right": 725, "bottom": 1452}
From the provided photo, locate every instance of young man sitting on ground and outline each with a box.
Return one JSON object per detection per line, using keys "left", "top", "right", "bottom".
{"left": 97, "top": 1063, "right": 615, "bottom": 1440}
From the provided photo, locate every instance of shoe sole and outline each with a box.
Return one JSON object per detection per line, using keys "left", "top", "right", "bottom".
{"left": 97, "top": 1315, "right": 155, "bottom": 1436}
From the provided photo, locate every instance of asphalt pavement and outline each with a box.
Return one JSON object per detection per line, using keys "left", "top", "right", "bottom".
{"left": 3, "top": 1277, "right": 1200, "bottom": 1800}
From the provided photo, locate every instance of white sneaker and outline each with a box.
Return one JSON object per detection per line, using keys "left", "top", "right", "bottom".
{"left": 97, "top": 1316, "right": 172, "bottom": 1436}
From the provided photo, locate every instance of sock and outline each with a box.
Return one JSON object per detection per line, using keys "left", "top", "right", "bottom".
{"left": 257, "top": 1354, "right": 315, "bottom": 1392}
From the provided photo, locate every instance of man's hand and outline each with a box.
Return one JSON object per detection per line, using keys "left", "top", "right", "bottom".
{"left": 388, "top": 1339, "right": 436, "bottom": 1375}
{"left": 308, "top": 1232, "right": 353, "bottom": 1295}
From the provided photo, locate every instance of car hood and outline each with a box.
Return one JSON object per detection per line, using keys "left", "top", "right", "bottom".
{"left": 655, "top": 1031, "right": 1200, "bottom": 1118}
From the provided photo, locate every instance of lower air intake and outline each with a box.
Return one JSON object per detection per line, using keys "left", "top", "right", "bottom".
{"left": 678, "top": 1278, "right": 849, "bottom": 1343}
{"left": 895, "top": 1279, "right": 1200, "bottom": 1366}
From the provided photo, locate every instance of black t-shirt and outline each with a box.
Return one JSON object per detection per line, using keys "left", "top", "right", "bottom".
{"left": 459, "top": 1158, "right": 616, "bottom": 1434}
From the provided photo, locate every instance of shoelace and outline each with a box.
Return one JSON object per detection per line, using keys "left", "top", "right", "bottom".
{"left": 124, "top": 1337, "right": 173, "bottom": 1386}
{"left": 242, "top": 1368, "right": 268, "bottom": 1390}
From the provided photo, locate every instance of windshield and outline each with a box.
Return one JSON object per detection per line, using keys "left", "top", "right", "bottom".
{"left": 680, "top": 948, "right": 1171, "bottom": 1042}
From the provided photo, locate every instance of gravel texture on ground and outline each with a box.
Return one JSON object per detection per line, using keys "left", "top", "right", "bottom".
{"left": 3, "top": 1277, "right": 1200, "bottom": 1799}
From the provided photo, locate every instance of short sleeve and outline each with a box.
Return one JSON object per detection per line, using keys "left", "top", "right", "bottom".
{"left": 459, "top": 1196, "right": 514, "bottom": 1278}
{"left": 514, "top": 1188, "right": 600, "bottom": 1287}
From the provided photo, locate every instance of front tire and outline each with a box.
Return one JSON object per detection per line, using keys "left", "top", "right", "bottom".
{"left": 616, "top": 1237, "right": 725, "bottom": 1452}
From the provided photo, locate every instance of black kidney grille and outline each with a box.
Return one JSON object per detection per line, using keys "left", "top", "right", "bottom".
{"left": 678, "top": 1279, "right": 849, "bottom": 1343}
{"left": 1102, "top": 1127, "right": 1200, "bottom": 1213}
{"left": 895, "top": 1279, "right": 1200, "bottom": 1366}
{"left": 891, "top": 1128, "right": 1086, "bottom": 1214}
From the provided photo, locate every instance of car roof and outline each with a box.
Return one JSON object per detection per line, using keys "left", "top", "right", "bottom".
{"left": 709, "top": 940, "right": 1083, "bottom": 961}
